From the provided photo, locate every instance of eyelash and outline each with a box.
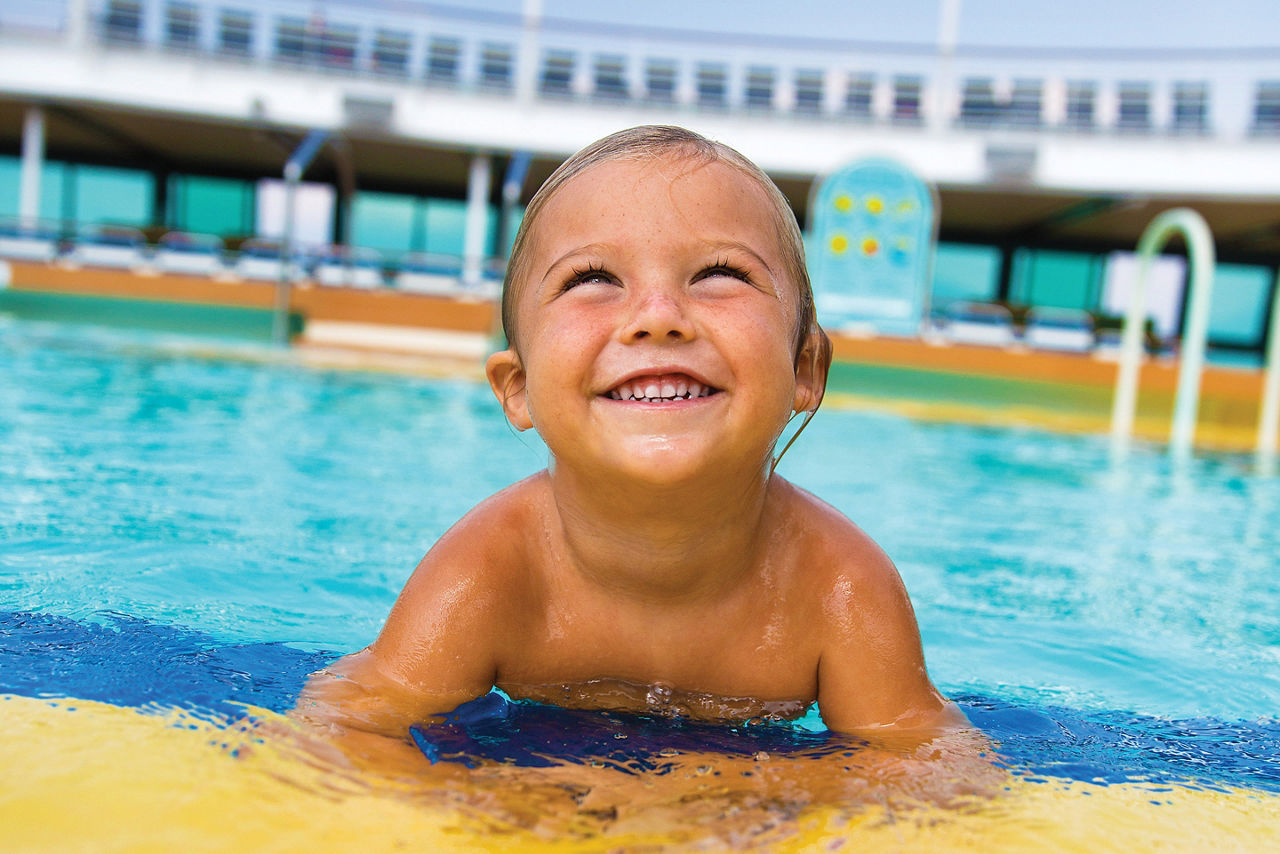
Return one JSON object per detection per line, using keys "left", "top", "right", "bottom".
{"left": 699, "top": 259, "right": 752, "bottom": 284}
{"left": 561, "top": 263, "right": 614, "bottom": 291}
{"left": 560, "top": 259, "right": 752, "bottom": 292}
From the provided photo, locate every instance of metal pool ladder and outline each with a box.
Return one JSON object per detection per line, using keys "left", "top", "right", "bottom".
{"left": 1109, "top": 208, "right": 1280, "bottom": 471}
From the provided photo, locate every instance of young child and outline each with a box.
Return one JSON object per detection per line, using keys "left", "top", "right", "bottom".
{"left": 296, "top": 125, "right": 963, "bottom": 748}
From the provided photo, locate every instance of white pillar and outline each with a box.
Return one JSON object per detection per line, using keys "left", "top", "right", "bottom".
{"left": 517, "top": 0, "right": 544, "bottom": 103}
{"left": 19, "top": 106, "right": 46, "bottom": 228}
{"left": 462, "top": 152, "right": 492, "bottom": 288}
{"left": 933, "top": 0, "right": 962, "bottom": 131}
{"left": 66, "top": 0, "right": 89, "bottom": 49}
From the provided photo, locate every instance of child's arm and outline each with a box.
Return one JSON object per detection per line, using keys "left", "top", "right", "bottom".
{"left": 294, "top": 490, "right": 525, "bottom": 740}
{"left": 813, "top": 536, "right": 966, "bottom": 737}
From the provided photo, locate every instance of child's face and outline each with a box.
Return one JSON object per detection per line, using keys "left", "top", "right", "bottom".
{"left": 487, "top": 153, "right": 820, "bottom": 486}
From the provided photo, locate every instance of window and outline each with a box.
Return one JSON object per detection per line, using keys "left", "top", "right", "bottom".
{"left": 103, "top": 0, "right": 142, "bottom": 43}
{"left": 1170, "top": 82, "right": 1209, "bottom": 135}
{"left": 932, "top": 243, "right": 1001, "bottom": 308}
{"left": 593, "top": 55, "right": 627, "bottom": 100}
{"left": 274, "top": 16, "right": 307, "bottom": 63}
{"left": 426, "top": 38, "right": 461, "bottom": 84}
{"left": 540, "top": 50, "right": 574, "bottom": 97}
{"left": 892, "top": 75, "right": 923, "bottom": 124}
{"left": 959, "top": 77, "right": 999, "bottom": 127}
{"left": 646, "top": 59, "right": 677, "bottom": 102}
{"left": 1064, "top": 81, "right": 1095, "bottom": 131}
{"left": 1207, "top": 263, "right": 1272, "bottom": 348}
{"left": 319, "top": 22, "right": 357, "bottom": 69}
{"left": 479, "top": 43, "right": 514, "bottom": 90}
{"left": 74, "top": 165, "right": 155, "bottom": 228}
{"left": 218, "top": 9, "right": 252, "bottom": 55}
{"left": 1009, "top": 249, "right": 1104, "bottom": 312}
{"left": 696, "top": 63, "right": 727, "bottom": 109}
{"left": 844, "top": 73, "right": 874, "bottom": 119}
{"left": 169, "top": 175, "right": 254, "bottom": 236}
{"left": 1252, "top": 81, "right": 1280, "bottom": 136}
{"left": 1116, "top": 81, "right": 1152, "bottom": 132}
{"left": 1008, "top": 79, "right": 1042, "bottom": 127}
{"left": 372, "top": 29, "right": 410, "bottom": 76}
{"left": 794, "top": 69, "right": 824, "bottom": 114}
{"left": 352, "top": 191, "right": 418, "bottom": 255}
{"left": 744, "top": 66, "right": 774, "bottom": 111}
{"left": 165, "top": 2, "right": 199, "bottom": 49}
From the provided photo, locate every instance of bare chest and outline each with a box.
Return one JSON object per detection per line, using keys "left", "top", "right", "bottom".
{"left": 492, "top": 591, "right": 822, "bottom": 721}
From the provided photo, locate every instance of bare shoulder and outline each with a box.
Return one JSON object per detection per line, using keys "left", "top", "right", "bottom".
{"left": 770, "top": 477, "right": 948, "bottom": 733}
{"left": 370, "top": 472, "right": 552, "bottom": 690}
{"left": 771, "top": 477, "right": 902, "bottom": 596}
{"left": 295, "top": 473, "right": 554, "bottom": 730}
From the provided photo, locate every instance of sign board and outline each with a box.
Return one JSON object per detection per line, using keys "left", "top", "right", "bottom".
{"left": 808, "top": 159, "right": 935, "bottom": 336}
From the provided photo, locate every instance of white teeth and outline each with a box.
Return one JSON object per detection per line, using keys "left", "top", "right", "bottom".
{"left": 608, "top": 377, "right": 716, "bottom": 402}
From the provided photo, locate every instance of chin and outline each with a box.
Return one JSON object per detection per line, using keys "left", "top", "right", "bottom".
{"left": 607, "top": 442, "right": 770, "bottom": 489}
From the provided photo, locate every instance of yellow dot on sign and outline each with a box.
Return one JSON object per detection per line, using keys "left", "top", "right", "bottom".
{"left": 862, "top": 237, "right": 879, "bottom": 256}
{"left": 896, "top": 237, "right": 911, "bottom": 250}
{"left": 866, "top": 196, "right": 884, "bottom": 215}
{"left": 829, "top": 234, "right": 849, "bottom": 254}
{"left": 834, "top": 195, "right": 853, "bottom": 212}
{"left": 897, "top": 199, "right": 914, "bottom": 214}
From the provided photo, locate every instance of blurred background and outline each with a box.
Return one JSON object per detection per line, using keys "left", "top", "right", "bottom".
{"left": 1, "top": 0, "right": 1278, "bottom": 447}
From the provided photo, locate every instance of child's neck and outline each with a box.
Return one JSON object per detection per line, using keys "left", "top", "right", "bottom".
{"left": 545, "top": 461, "right": 778, "bottom": 603}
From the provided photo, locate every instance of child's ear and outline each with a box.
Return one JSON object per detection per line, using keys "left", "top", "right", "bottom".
{"left": 793, "top": 322, "right": 832, "bottom": 414}
{"left": 486, "top": 349, "right": 533, "bottom": 431}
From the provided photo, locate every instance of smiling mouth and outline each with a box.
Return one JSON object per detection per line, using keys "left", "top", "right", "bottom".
{"left": 605, "top": 373, "right": 721, "bottom": 403}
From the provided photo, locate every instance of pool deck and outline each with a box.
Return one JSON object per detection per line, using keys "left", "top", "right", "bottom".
{"left": 2, "top": 259, "right": 1273, "bottom": 453}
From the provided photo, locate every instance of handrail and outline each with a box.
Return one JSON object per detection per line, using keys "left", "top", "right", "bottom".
{"left": 1110, "top": 208, "right": 1216, "bottom": 460}
{"left": 1258, "top": 268, "right": 1280, "bottom": 474}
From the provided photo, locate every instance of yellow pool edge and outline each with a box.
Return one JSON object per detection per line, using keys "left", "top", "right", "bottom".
{"left": 4, "top": 695, "right": 1277, "bottom": 853}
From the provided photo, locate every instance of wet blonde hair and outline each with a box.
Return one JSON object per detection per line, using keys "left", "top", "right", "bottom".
{"left": 501, "top": 125, "right": 826, "bottom": 363}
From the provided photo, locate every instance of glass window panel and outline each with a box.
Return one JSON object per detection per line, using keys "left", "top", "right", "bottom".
{"left": 174, "top": 175, "right": 253, "bottom": 236}
{"left": 1208, "top": 263, "right": 1272, "bottom": 346}
{"left": 1010, "top": 249, "right": 1100, "bottom": 311}
{"left": 423, "top": 199, "right": 467, "bottom": 256}
{"left": 646, "top": 59, "right": 677, "bottom": 102}
{"left": 844, "top": 73, "right": 873, "bottom": 118}
{"left": 931, "top": 243, "right": 1001, "bottom": 307}
{"left": 74, "top": 165, "right": 153, "bottom": 227}
{"left": 219, "top": 9, "right": 252, "bottom": 54}
{"left": 794, "top": 69, "right": 823, "bottom": 114}
{"left": 351, "top": 191, "right": 417, "bottom": 255}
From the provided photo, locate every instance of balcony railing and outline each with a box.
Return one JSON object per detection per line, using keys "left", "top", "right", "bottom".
{"left": 20, "top": 0, "right": 1272, "bottom": 139}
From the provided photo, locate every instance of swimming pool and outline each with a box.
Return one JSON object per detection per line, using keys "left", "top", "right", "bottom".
{"left": 3, "top": 317, "right": 1278, "bottom": 850}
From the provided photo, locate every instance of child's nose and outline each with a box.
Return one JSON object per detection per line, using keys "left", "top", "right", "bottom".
{"left": 621, "top": 285, "right": 695, "bottom": 344}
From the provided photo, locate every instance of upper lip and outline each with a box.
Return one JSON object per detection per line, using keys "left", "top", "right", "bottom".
{"left": 605, "top": 366, "right": 719, "bottom": 391}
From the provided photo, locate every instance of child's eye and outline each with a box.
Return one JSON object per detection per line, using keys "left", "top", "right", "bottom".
{"left": 561, "top": 265, "right": 617, "bottom": 292}
{"left": 696, "top": 261, "right": 753, "bottom": 284}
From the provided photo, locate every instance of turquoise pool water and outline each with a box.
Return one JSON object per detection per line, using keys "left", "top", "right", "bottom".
{"left": 2, "top": 318, "right": 1278, "bottom": 791}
